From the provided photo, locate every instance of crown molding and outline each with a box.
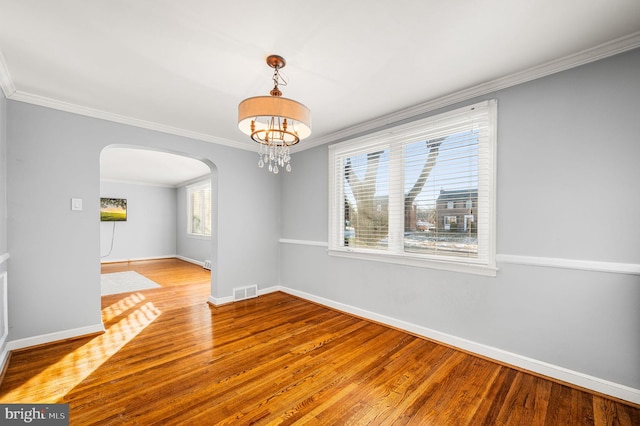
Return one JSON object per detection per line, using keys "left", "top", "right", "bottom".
{"left": 296, "top": 31, "right": 640, "bottom": 152}
{"left": 2, "top": 32, "right": 639, "bottom": 153}
{"left": 0, "top": 50, "right": 16, "bottom": 98}
{"left": 5, "top": 89, "right": 255, "bottom": 152}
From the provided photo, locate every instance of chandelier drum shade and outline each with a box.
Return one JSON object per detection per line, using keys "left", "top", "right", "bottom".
{"left": 237, "top": 96, "right": 311, "bottom": 144}
{"left": 238, "top": 55, "right": 311, "bottom": 173}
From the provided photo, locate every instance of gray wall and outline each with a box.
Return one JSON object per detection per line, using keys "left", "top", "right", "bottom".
{"left": 0, "top": 92, "right": 6, "bottom": 256}
{"left": 6, "top": 102, "right": 281, "bottom": 341}
{"left": 100, "top": 181, "right": 177, "bottom": 262}
{"left": 280, "top": 49, "right": 640, "bottom": 389}
{"left": 176, "top": 181, "right": 212, "bottom": 263}
{"left": 0, "top": 92, "right": 7, "bottom": 359}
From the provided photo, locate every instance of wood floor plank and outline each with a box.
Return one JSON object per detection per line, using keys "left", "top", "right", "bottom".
{"left": 0, "top": 259, "right": 637, "bottom": 425}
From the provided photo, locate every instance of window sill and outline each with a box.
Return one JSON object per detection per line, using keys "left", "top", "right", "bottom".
{"left": 327, "top": 249, "right": 497, "bottom": 277}
{"left": 187, "top": 233, "right": 211, "bottom": 240}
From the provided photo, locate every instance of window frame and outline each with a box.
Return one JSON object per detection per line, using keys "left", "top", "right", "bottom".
{"left": 186, "top": 179, "right": 212, "bottom": 239}
{"left": 328, "top": 100, "right": 497, "bottom": 276}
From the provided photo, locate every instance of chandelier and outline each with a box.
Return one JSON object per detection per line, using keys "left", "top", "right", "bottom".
{"left": 238, "top": 55, "right": 311, "bottom": 174}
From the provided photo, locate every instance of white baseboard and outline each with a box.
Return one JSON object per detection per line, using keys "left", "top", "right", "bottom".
{"left": 208, "top": 295, "right": 232, "bottom": 306}
{"left": 274, "top": 286, "right": 640, "bottom": 405}
{"left": 176, "top": 255, "right": 204, "bottom": 267}
{"left": 207, "top": 286, "right": 280, "bottom": 306}
{"left": 101, "top": 255, "right": 210, "bottom": 269}
{"left": 0, "top": 271, "right": 8, "bottom": 376}
{"left": 5, "top": 323, "right": 106, "bottom": 352}
{"left": 100, "top": 255, "right": 177, "bottom": 264}
{"left": 0, "top": 336, "right": 8, "bottom": 378}
{"left": 0, "top": 344, "right": 9, "bottom": 374}
{"left": 101, "top": 255, "right": 208, "bottom": 268}
{"left": 258, "top": 286, "right": 281, "bottom": 296}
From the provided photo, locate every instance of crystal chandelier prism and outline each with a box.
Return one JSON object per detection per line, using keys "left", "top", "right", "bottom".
{"left": 238, "top": 55, "right": 311, "bottom": 174}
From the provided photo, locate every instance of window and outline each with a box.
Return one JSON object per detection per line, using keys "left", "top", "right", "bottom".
{"left": 329, "top": 100, "right": 497, "bottom": 276}
{"left": 187, "top": 180, "right": 211, "bottom": 237}
{"left": 444, "top": 216, "right": 457, "bottom": 231}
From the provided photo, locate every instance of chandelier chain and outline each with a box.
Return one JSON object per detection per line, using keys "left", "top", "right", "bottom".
{"left": 274, "top": 66, "right": 288, "bottom": 87}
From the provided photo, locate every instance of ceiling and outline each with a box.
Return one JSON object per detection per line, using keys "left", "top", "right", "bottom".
{"left": 100, "top": 147, "right": 211, "bottom": 187}
{"left": 1, "top": 1, "right": 639, "bottom": 185}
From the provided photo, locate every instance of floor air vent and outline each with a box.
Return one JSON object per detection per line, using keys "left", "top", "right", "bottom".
{"left": 233, "top": 285, "right": 258, "bottom": 301}
{"left": 203, "top": 260, "right": 212, "bottom": 270}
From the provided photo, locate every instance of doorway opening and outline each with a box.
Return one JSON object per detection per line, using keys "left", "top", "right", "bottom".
{"left": 99, "top": 145, "right": 217, "bottom": 299}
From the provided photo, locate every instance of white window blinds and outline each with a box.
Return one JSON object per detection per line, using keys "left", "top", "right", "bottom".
{"left": 187, "top": 181, "right": 212, "bottom": 237}
{"left": 329, "top": 100, "right": 497, "bottom": 275}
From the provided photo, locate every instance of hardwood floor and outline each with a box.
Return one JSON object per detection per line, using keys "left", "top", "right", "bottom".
{"left": 0, "top": 259, "right": 637, "bottom": 425}
{"left": 100, "top": 257, "right": 212, "bottom": 288}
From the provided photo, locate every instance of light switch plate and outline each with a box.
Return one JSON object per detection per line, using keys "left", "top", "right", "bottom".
{"left": 71, "top": 198, "right": 83, "bottom": 211}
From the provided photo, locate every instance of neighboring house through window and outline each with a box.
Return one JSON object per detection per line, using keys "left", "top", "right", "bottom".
{"left": 187, "top": 180, "right": 211, "bottom": 237}
{"left": 328, "top": 100, "right": 497, "bottom": 276}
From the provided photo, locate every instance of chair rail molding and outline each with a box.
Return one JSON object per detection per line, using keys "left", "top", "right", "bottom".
{"left": 279, "top": 239, "right": 328, "bottom": 247}
{"left": 497, "top": 254, "right": 640, "bottom": 276}
{"left": 279, "top": 241, "right": 640, "bottom": 276}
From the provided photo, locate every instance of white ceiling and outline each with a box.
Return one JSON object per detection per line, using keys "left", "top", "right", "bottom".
{"left": 1, "top": 1, "right": 639, "bottom": 185}
{"left": 100, "top": 147, "right": 210, "bottom": 187}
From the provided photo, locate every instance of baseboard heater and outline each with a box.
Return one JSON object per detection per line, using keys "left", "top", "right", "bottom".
{"left": 233, "top": 285, "right": 258, "bottom": 301}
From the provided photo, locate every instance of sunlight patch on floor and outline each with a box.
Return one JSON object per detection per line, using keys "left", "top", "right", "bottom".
{"left": 0, "top": 293, "right": 161, "bottom": 403}
{"left": 102, "top": 292, "right": 148, "bottom": 322}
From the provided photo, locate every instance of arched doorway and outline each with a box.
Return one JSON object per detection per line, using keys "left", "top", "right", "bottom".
{"left": 98, "top": 145, "right": 217, "bottom": 301}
